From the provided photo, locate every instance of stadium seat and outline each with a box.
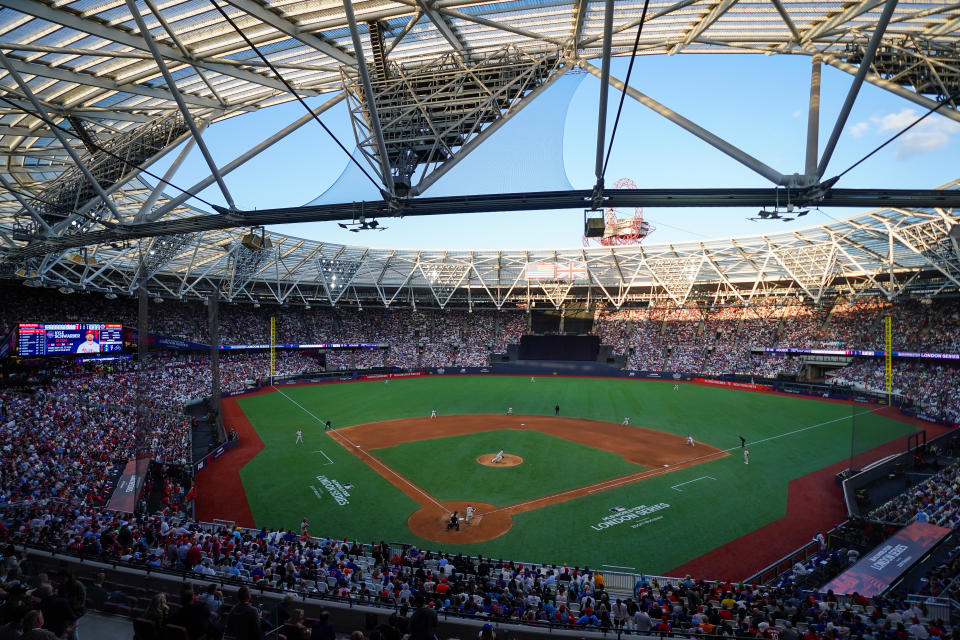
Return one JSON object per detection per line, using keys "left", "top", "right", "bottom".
{"left": 134, "top": 617, "right": 161, "bottom": 640}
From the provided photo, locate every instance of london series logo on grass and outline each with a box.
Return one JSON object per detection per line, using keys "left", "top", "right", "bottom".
{"left": 592, "top": 503, "right": 670, "bottom": 531}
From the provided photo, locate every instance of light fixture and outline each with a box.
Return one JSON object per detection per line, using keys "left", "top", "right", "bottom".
{"left": 105, "top": 292, "right": 117, "bottom": 300}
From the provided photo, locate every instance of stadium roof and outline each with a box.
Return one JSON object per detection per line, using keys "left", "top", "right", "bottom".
{"left": 0, "top": 0, "right": 958, "bottom": 306}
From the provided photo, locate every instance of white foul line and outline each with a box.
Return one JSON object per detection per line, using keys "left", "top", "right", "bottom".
{"left": 271, "top": 386, "right": 449, "bottom": 514}
{"left": 671, "top": 475, "right": 716, "bottom": 492}
{"left": 486, "top": 406, "right": 884, "bottom": 515}
{"left": 312, "top": 450, "right": 335, "bottom": 465}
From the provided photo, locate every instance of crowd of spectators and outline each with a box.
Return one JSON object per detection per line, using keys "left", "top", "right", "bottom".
{"left": 2, "top": 520, "right": 957, "bottom": 640}
{"left": 828, "top": 360, "right": 960, "bottom": 423}
{"left": 866, "top": 462, "right": 960, "bottom": 527}
{"left": 4, "top": 287, "right": 960, "bottom": 638}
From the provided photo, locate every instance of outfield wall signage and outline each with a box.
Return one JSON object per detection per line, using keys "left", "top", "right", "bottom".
{"left": 693, "top": 378, "right": 773, "bottom": 391}
{"left": 823, "top": 522, "right": 952, "bottom": 597}
{"left": 194, "top": 438, "right": 240, "bottom": 473}
{"left": 764, "top": 347, "right": 960, "bottom": 360}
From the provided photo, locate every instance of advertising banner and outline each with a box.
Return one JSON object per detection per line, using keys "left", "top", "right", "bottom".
{"left": 106, "top": 458, "right": 150, "bottom": 513}
{"left": 823, "top": 522, "right": 952, "bottom": 597}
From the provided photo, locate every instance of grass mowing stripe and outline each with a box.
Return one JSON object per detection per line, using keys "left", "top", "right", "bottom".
{"left": 235, "top": 377, "right": 920, "bottom": 571}
{"left": 272, "top": 385, "right": 327, "bottom": 425}
{"left": 273, "top": 384, "right": 450, "bottom": 513}
{"left": 485, "top": 406, "right": 885, "bottom": 515}
{"left": 370, "top": 429, "right": 645, "bottom": 506}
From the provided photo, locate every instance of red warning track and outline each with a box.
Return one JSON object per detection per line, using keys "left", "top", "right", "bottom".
{"left": 668, "top": 410, "right": 952, "bottom": 581}
{"left": 193, "top": 393, "right": 268, "bottom": 527}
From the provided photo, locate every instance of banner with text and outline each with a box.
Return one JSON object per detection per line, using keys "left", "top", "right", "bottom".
{"left": 823, "top": 522, "right": 952, "bottom": 597}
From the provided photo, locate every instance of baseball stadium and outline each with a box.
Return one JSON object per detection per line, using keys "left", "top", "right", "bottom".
{"left": 1, "top": 0, "right": 959, "bottom": 638}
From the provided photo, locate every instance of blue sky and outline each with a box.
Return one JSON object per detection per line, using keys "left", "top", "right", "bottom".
{"left": 144, "top": 54, "right": 960, "bottom": 250}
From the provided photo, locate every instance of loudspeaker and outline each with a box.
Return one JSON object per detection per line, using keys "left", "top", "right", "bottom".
{"left": 584, "top": 218, "right": 605, "bottom": 237}
{"left": 241, "top": 233, "right": 273, "bottom": 251}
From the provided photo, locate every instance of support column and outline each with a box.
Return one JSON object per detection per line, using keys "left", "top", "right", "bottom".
{"left": 136, "top": 288, "right": 151, "bottom": 461}
{"left": 208, "top": 291, "right": 225, "bottom": 442}
{"left": 805, "top": 55, "right": 821, "bottom": 180}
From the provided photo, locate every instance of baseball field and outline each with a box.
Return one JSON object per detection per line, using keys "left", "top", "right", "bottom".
{"left": 197, "top": 375, "right": 934, "bottom": 579}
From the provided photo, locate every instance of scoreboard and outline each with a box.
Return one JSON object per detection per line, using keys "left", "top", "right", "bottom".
{"left": 17, "top": 323, "right": 123, "bottom": 357}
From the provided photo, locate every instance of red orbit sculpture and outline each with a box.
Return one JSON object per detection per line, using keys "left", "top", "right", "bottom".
{"left": 582, "top": 178, "right": 655, "bottom": 246}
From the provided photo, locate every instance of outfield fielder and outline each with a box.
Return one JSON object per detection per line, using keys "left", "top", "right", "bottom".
{"left": 674, "top": 384, "right": 680, "bottom": 391}
{"left": 507, "top": 407, "right": 513, "bottom": 415}
{"left": 622, "top": 416, "right": 630, "bottom": 426}
{"left": 296, "top": 428, "right": 303, "bottom": 444}
{"left": 491, "top": 450, "right": 504, "bottom": 464}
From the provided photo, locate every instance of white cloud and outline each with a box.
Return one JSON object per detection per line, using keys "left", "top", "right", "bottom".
{"left": 792, "top": 109, "right": 803, "bottom": 119}
{"left": 849, "top": 121, "right": 871, "bottom": 138}
{"left": 855, "top": 108, "right": 960, "bottom": 158}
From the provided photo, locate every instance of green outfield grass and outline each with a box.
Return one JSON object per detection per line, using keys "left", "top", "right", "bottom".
{"left": 370, "top": 429, "right": 646, "bottom": 506}
{"left": 234, "top": 375, "right": 919, "bottom": 572}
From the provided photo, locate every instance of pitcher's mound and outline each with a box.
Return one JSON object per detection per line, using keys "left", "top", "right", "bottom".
{"left": 477, "top": 453, "right": 523, "bottom": 467}
{"left": 407, "top": 501, "right": 513, "bottom": 543}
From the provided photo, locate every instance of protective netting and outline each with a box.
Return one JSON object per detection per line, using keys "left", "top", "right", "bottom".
{"left": 305, "top": 71, "right": 583, "bottom": 205}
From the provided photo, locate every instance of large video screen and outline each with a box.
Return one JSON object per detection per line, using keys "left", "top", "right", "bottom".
{"left": 17, "top": 323, "right": 123, "bottom": 357}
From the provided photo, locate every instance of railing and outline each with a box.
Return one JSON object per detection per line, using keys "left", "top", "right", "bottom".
{"left": 904, "top": 595, "right": 959, "bottom": 623}
{"left": 743, "top": 522, "right": 848, "bottom": 586}
{"left": 18, "top": 543, "right": 777, "bottom": 640}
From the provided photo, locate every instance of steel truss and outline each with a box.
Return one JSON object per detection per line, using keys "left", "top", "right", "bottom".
{"left": 342, "top": 45, "right": 565, "bottom": 194}
{"left": 13, "top": 178, "right": 958, "bottom": 308}
{"left": 0, "top": 0, "right": 959, "bottom": 293}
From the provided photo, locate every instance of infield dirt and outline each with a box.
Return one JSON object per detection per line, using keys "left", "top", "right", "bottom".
{"left": 329, "top": 415, "right": 726, "bottom": 543}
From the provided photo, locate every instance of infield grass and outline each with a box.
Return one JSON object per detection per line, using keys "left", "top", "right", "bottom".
{"left": 370, "top": 429, "right": 646, "bottom": 505}
{"left": 234, "top": 375, "right": 920, "bottom": 573}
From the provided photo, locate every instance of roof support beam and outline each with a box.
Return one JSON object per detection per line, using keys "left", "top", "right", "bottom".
{"left": 135, "top": 134, "right": 199, "bottom": 222}
{"left": 146, "top": 92, "right": 343, "bottom": 221}
{"left": 0, "top": 49, "right": 124, "bottom": 225}
{"left": 0, "top": 172, "right": 52, "bottom": 235}
{"left": 385, "top": 12, "right": 424, "bottom": 56}
{"left": 413, "top": 0, "right": 468, "bottom": 54}
{"left": 817, "top": 0, "right": 899, "bottom": 178}
{"left": 570, "top": 0, "right": 589, "bottom": 49}
{"left": 4, "top": 0, "right": 288, "bottom": 94}
{"left": 592, "top": 0, "right": 615, "bottom": 207}
{"left": 582, "top": 61, "right": 788, "bottom": 185}
{"left": 580, "top": 0, "right": 701, "bottom": 47}
{"left": 342, "top": 0, "right": 395, "bottom": 197}
{"left": 813, "top": 49, "right": 960, "bottom": 124}
{"left": 0, "top": 56, "right": 222, "bottom": 108}
{"left": 669, "top": 0, "right": 739, "bottom": 55}
{"left": 220, "top": 0, "right": 357, "bottom": 66}
{"left": 126, "top": 0, "right": 236, "bottom": 211}
{"left": 768, "top": 0, "right": 802, "bottom": 42}
{"left": 409, "top": 60, "right": 570, "bottom": 196}
{"left": 143, "top": 0, "right": 228, "bottom": 108}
